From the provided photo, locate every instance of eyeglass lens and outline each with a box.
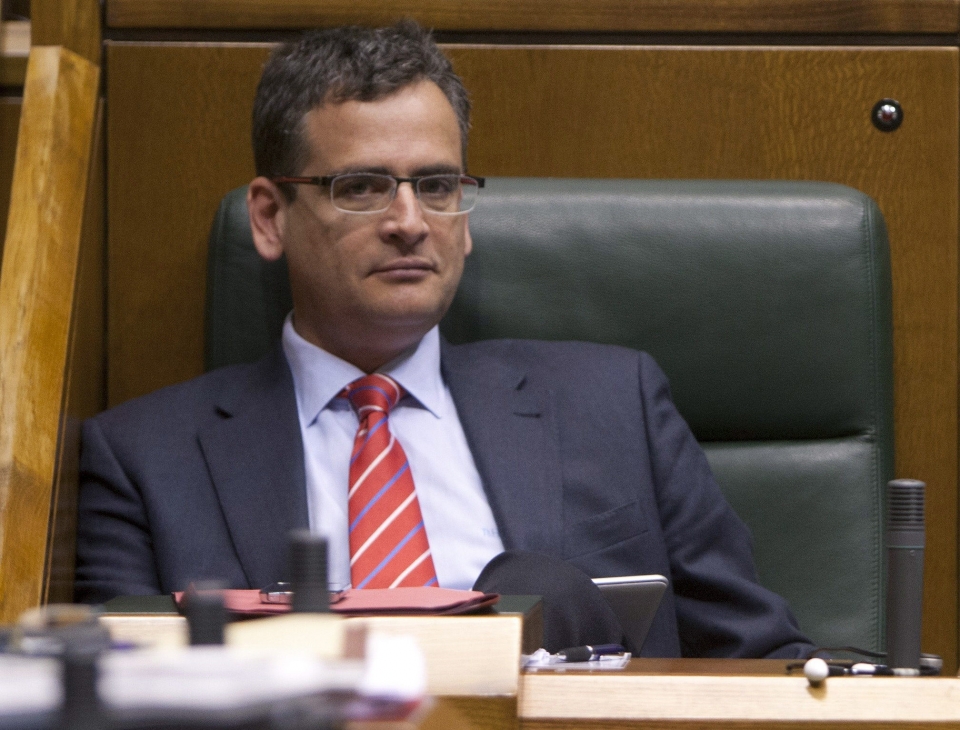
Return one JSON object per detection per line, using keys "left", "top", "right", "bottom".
{"left": 330, "top": 174, "right": 479, "bottom": 214}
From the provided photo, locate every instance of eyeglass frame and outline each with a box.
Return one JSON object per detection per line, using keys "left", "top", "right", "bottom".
{"left": 270, "top": 172, "right": 486, "bottom": 215}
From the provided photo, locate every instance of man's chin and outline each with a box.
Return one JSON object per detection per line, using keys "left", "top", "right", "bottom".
{"left": 373, "top": 308, "right": 445, "bottom": 332}
{"left": 363, "top": 298, "right": 451, "bottom": 336}
{"left": 367, "top": 282, "right": 456, "bottom": 322}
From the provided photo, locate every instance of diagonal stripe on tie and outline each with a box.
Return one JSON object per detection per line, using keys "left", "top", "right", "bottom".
{"left": 350, "top": 476, "right": 416, "bottom": 554}
{"left": 356, "top": 522, "right": 427, "bottom": 589}
{"left": 342, "top": 373, "right": 437, "bottom": 589}
{"left": 348, "top": 464, "right": 418, "bottom": 556}
{"left": 349, "top": 462, "right": 410, "bottom": 531}
{"left": 350, "top": 418, "right": 389, "bottom": 464}
{"left": 348, "top": 433, "right": 396, "bottom": 497}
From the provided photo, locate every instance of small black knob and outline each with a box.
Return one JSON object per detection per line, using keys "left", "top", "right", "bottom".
{"left": 60, "top": 624, "right": 108, "bottom": 730}
{"left": 185, "top": 583, "right": 227, "bottom": 646}
{"left": 289, "top": 530, "right": 330, "bottom": 613}
{"left": 872, "top": 98, "right": 903, "bottom": 132}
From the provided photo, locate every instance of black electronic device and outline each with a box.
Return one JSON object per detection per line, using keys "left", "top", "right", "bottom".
{"left": 592, "top": 574, "right": 668, "bottom": 653}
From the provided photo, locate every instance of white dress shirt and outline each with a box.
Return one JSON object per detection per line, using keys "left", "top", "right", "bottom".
{"left": 282, "top": 317, "right": 505, "bottom": 590}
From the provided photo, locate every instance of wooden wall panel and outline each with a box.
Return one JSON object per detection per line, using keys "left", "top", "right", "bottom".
{"left": 32, "top": 0, "right": 102, "bottom": 64}
{"left": 105, "top": 0, "right": 960, "bottom": 34}
{"left": 106, "top": 43, "right": 959, "bottom": 668}
{"left": 0, "top": 97, "right": 20, "bottom": 262}
{"left": 106, "top": 43, "right": 268, "bottom": 407}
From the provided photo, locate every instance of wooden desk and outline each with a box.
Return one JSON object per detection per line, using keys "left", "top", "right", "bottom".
{"left": 366, "top": 659, "right": 960, "bottom": 730}
{"left": 99, "top": 594, "right": 542, "bottom": 697}
{"left": 518, "top": 658, "right": 960, "bottom": 728}
{"left": 73, "top": 613, "right": 960, "bottom": 730}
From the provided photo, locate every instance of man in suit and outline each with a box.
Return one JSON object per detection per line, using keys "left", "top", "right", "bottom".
{"left": 76, "top": 21, "right": 812, "bottom": 658}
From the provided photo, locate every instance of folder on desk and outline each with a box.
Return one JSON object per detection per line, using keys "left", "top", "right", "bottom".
{"left": 174, "top": 586, "right": 499, "bottom": 617}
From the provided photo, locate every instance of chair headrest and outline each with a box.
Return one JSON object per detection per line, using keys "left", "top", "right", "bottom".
{"left": 206, "top": 178, "right": 891, "bottom": 442}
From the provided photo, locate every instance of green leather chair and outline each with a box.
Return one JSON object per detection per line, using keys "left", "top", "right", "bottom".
{"left": 205, "top": 179, "right": 893, "bottom": 652}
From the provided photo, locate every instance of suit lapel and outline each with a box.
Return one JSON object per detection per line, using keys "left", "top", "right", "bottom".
{"left": 441, "top": 340, "right": 563, "bottom": 556}
{"left": 199, "top": 346, "right": 308, "bottom": 588}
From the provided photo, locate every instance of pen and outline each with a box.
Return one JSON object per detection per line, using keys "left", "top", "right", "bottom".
{"left": 557, "top": 643, "right": 625, "bottom": 662}
{"left": 851, "top": 663, "right": 920, "bottom": 676}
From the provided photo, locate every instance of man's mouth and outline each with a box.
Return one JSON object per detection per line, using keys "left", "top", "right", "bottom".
{"left": 372, "top": 259, "right": 435, "bottom": 275}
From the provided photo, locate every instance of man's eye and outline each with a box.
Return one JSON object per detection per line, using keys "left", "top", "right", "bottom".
{"left": 338, "top": 176, "right": 389, "bottom": 197}
{"left": 419, "top": 176, "right": 458, "bottom": 197}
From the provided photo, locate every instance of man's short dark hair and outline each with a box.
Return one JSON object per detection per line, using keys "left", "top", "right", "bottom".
{"left": 252, "top": 20, "right": 471, "bottom": 192}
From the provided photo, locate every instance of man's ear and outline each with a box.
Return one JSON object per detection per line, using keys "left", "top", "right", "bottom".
{"left": 463, "top": 222, "right": 473, "bottom": 257}
{"left": 248, "top": 177, "right": 288, "bottom": 261}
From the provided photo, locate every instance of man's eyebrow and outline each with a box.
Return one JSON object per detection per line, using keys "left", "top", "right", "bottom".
{"left": 325, "top": 166, "right": 393, "bottom": 177}
{"left": 325, "top": 164, "right": 464, "bottom": 177}
{"left": 410, "top": 164, "right": 462, "bottom": 176}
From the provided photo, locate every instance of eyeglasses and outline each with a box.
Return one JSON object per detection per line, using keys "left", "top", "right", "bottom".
{"left": 271, "top": 172, "right": 485, "bottom": 215}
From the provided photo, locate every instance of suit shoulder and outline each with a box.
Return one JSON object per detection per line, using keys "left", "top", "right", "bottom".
{"left": 447, "top": 337, "right": 657, "bottom": 371}
{"left": 443, "top": 339, "right": 672, "bottom": 396}
{"left": 89, "top": 359, "right": 268, "bottom": 435}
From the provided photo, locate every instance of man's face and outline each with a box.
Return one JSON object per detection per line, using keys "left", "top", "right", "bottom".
{"left": 264, "top": 80, "right": 472, "bottom": 365}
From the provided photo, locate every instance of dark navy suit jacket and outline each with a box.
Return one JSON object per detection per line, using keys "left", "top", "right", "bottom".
{"left": 75, "top": 338, "right": 811, "bottom": 658}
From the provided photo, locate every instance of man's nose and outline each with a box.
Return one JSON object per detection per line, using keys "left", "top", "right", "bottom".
{"left": 383, "top": 181, "right": 428, "bottom": 244}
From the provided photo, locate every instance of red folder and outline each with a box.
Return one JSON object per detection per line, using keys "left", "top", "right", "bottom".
{"left": 174, "top": 587, "right": 499, "bottom": 617}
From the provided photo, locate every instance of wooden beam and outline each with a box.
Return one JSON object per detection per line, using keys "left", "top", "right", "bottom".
{"left": 105, "top": 0, "right": 960, "bottom": 34}
{"left": 0, "top": 46, "right": 100, "bottom": 623}
{"left": 32, "top": 0, "right": 101, "bottom": 65}
{"left": 44, "top": 99, "right": 105, "bottom": 606}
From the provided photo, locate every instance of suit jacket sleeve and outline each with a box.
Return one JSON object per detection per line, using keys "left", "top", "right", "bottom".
{"left": 637, "top": 351, "right": 812, "bottom": 658}
{"left": 75, "top": 349, "right": 304, "bottom": 604}
{"left": 75, "top": 417, "right": 164, "bottom": 602}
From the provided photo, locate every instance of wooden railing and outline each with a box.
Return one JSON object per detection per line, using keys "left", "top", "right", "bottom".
{"left": 0, "top": 45, "right": 102, "bottom": 622}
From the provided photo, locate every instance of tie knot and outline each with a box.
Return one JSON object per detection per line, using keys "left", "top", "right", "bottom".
{"left": 342, "top": 373, "right": 403, "bottom": 416}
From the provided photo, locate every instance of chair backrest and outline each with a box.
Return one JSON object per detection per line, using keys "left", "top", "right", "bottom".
{"left": 205, "top": 178, "right": 893, "bottom": 652}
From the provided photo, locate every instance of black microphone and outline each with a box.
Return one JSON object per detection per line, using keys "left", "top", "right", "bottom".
{"left": 289, "top": 530, "right": 330, "bottom": 613}
{"left": 885, "top": 478, "right": 925, "bottom": 669}
{"left": 184, "top": 581, "right": 227, "bottom": 646}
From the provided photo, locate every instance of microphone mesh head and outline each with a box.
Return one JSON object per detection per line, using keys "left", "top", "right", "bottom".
{"left": 888, "top": 479, "right": 925, "bottom": 530}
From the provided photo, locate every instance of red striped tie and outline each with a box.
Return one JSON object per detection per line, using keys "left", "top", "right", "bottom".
{"left": 342, "top": 373, "right": 438, "bottom": 589}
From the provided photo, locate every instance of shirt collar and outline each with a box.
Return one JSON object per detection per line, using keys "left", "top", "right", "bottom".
{"left": 281, "top": 314, "right": 444, "bottom": 426}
